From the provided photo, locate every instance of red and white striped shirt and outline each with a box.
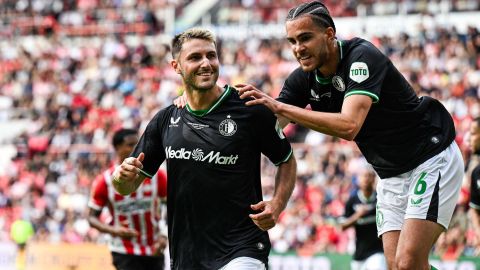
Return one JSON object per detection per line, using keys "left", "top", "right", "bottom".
{"left": 88, "top": 165, "right": 167, "bottom": 256}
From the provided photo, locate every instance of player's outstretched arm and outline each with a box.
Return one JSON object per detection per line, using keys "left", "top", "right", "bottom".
{"left": 112, "top": 153, "right": 147, "bottom": 195}
{"left": 237, "top": 84, "right": 372, "bottom": 141}
{"left": 250, "top": 154, "right": 296, "bottom": 231}
{"left": 340, "top": 204, "right": 369, "bottom": 231}
{"left": 88, "top": 208, "right": 139, "bottom": 238}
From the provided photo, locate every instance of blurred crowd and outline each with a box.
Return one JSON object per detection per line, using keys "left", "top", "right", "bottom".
{"left": 1, "top": 0, "right": 480, "bottom": 261}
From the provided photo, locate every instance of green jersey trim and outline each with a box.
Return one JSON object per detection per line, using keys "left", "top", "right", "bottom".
{"left": 186, "top": 86, "right": 232, "bottom": 117}
{"left": 469, "top": 202, "right": 480, "bottom": 210}
{"left": 274, "top": 148, "right": 293, "bottom": 166}
{"left": 344, "top": 90, "right": 379, "bottom": 103}
{"left": 315, "top": 72, "right": 332, "bottom": 84}
{"left": 139, "top": 169, "right": 154, "bottom": 178}
{"left": 338, "top": 40, "right": 344, "bottom": 60}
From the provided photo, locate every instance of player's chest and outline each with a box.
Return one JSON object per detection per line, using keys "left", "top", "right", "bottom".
{"left": 308, "top": 71, "right": 348, "bottom": 112}
{"left": 163, "top": 112, "right": 252, "bottom": 155}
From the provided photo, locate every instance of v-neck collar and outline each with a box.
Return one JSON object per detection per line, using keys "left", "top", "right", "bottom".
{"left": 185, "top": 85, "right": 232, "bottom": 117}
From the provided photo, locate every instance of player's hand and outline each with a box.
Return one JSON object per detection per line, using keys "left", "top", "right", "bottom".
{"left": 249, "top": 200, "right": 282, "bottom": 231}
{"left": 173, "top": 93, "right": 187, "bottom": 108}
{"left": 235, "top": 83, "right": 281, "bottom": 113}
{"left": 154, "top": 235, "right": 168, "bottom": 255}
{"left": 114, "top": 152, "right": 145, "bottom": 183}
{"left": 114, "top": 220, "right": 139, "bottom": 239}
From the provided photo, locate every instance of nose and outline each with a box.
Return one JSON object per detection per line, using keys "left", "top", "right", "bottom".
{"left": 199, "top": 56, "right": 211, "bottom": 68}
{"left": 292, "top": 43, "right": 304, "bottom": 56}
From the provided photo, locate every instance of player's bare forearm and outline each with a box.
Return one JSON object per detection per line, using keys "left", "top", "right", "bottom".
{"left": 340, "top": 212, "right": 363, "bottom": 231}
{"left": 275, "top": 95, "right": 372, "bottom": 141}
{"left": 88, "top": 209, "right": 116, "bottom": 235}
{"left": 272, "top": 154, "right": 297, "bottom": 213}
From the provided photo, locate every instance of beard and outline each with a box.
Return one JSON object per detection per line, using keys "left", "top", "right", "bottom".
{"left": 182, "top": 70, "right": 219, "bottom": 92}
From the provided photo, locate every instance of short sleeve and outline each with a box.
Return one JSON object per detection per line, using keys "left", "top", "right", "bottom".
{"left": 277, "top": 67, "right": 310, "bottom": 108}
{"left": 255, "top": 106, "right": 293, "bottom": 166}
{"left": 88, "top": 174, "right": 108, "bottom": 211}
{"left": 344, "top": 44, "right": 388, "bottom": 103}
{"left": 131, "top": 110, "right": 167, "bottom": 178}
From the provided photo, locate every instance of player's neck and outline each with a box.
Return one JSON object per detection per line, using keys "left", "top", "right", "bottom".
{"left": 186, "top": 85, "right": 224, "bottom": 111}
{"left": 317, "top": 40, "right": 340, "bottom": 77}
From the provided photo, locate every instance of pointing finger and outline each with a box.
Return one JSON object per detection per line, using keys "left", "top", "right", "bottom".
{"left": 137, "top": 152, "right": 145, "bottom": 163}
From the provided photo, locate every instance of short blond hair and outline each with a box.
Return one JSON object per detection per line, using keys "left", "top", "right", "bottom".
{"left": 171, "top": 28, "right": 217, "bottom": 59}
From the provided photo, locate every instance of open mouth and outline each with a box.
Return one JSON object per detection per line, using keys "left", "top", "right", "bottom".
{"left": 298, "top": 55, "right": 313, "bottom": 64}
{"left": 197, "top": 71, "right": 213, "bottom": 76}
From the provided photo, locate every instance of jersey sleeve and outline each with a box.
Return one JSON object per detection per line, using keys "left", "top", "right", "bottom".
{"left": 88, "top": 174, "right": 108, "bottom": 211}
{"left": 156, "top": 169, "right": 168, "bottom": 199}
{"left": 277, "top": 67, "right": 310, "bottom": 108}
{"left": 344, "top": 44, "right": 388, "bottom": 103}
{"left": 470, "top": 166, "right": 480, "bottom": 210}
{"left": 131, "top": 110, "right": 167, "bottom": 178}
{"left": 254, "top": 106, "right": 293, "bottom": 166}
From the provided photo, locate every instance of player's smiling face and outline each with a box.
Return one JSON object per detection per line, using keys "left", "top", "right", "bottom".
{"left": 286, "top": 16, "right": 332, "bottom": 72}
{"left": 173, "top": 39, "right": 219, "bottom": 92}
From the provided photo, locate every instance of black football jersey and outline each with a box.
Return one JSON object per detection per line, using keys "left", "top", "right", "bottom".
{"left": 279, "top": 38, "right": 455, "bottom": 178}
{"left": 343, "top": 191, "right": 383, "bottom": 260}
{"left": 131, "top": 85, "right": 293, "bottom": 270}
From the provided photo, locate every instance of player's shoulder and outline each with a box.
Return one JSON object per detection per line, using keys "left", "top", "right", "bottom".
{"left": 148, "top": 104, "right": 184, "bottom": 126}
{"left": 231, "top": 87, "right": 274, "bottom": 113}
{"left": 343, "top": 37, "right": 386, "bottom": 62}
{"left": 92, "top": 169, "right": 110, "bottom": 191}
{"left": 227, "top": 86, "right": 277, "bottom": 121}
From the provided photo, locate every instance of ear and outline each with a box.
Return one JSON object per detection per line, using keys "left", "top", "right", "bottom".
{"left": 325, "top": 27, "right": 336, "bottom": 40}
{"left": 170, "top": 59, "right": 182, "bottom": 74}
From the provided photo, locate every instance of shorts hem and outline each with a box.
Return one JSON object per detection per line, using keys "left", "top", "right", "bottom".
{"left": 404, "top": 215, "right": 448, "bottom": 230}
{"left": 377, "top": 225, "right": 401, "bottom": 237}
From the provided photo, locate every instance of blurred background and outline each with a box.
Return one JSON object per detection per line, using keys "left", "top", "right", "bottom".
{"left": 1, "top": 0, "right": 480, "bottom": 269}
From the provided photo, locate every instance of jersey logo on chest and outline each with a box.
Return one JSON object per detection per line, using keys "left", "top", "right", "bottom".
{"left": 219, "top": 115, "right": 237, "bottom": 136}
{"left": 169, "top": 117, "right": 181, "bottom": 128}
{"left": 332, "top": 75, "right": 345, "bottom": 92}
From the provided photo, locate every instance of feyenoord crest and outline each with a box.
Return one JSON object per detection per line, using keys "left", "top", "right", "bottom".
{"left": 332, "top": 75, "right": 345, "bottom": 92}
{"left": 219, "top": 115, "right": 237, "bottom": 136}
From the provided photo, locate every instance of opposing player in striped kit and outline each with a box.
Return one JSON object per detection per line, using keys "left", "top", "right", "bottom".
{"left": 88, "top": 128, "right": 167, "bottom": 270}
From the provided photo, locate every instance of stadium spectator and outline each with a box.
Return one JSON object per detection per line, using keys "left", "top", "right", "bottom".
{"left": 468, "top": 117, "right": 480, "bottom": 248}
{"left": 237, "top": 1, "right": 464, "bottom": 270}
{"left": 88, "top": 128, "right": 167, "bottom": 270}
{"left": 111, "top": 28, "right": 297, "bottom": 270}
{"left": 340, "top": 166, "right": 386, "bottom": 270}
